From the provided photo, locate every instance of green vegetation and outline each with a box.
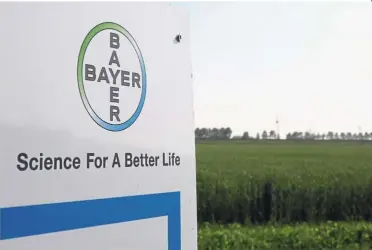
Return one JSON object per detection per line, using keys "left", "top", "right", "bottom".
{"left": 198, "top": 222, "right": 372, "bottom": 250}
{"left": 196, "top": 140, "right": 372, "bottom": 249}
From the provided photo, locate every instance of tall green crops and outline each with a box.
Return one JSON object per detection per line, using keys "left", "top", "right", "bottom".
{"left": 196, "top": 140, "right": 372, "bottom": 225}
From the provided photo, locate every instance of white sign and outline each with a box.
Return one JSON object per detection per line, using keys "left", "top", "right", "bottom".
{"left": 0, "top": 2, "right": 197, "bottom": 250}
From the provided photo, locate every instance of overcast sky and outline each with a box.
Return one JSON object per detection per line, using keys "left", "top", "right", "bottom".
{"left": 176, "top": 1, "right": 372, "bottom": 137}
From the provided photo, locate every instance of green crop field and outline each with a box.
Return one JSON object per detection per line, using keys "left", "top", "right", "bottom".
{"left": 198, "top": 222, "right": 372, "bottom": 250}
{"left": 196, "top": 140, "right": 372, "bottom": 249}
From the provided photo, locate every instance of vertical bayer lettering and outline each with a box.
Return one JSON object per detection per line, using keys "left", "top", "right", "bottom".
{"left": 109, "top": 32, "right": 121, "bottom": 122}
{"left": 110, "top": 32, "right": 120, "bottom": 49}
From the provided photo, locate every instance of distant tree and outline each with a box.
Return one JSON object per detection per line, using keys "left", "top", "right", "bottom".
{"left": 352, "top": 133, "right": 358, "bottom": 140}
{"left": 194, "top": 128, "right": 200, "bottom": 139}
{"left": 291, "top": 131, "right": 300, "bottom": 140}
{"left": 327, "top": 131, "right": 334, "bottom": 140}
{"left": 346, "top": 132, "right": 352, "bottom": 140}
{"left": 321, "top": 133, "right": 326, "bottom": 140}
{"left": 269, "top": 130, "right": 276, "bottom": 140}
{"left": 315, "top": 133, "right": 321, "bottom": 140}
{"left": 262, "top": 130, "right": 268, "bottom": 140}
{"left": 334, "top": 132, "right": 339, "bottom": 140}
{"left": 286, "top": 132, "right": 292, "bottom": 140}
{"left": 298, "top": 132, "right": 304, "bottom": 140}
{"left": 340, "top": 132, "right": 346, "bottom": 140}
{"left": 358, "top": 132, "right": 364, "bottom": 141}
{"left": 364, "top": 132, "right": 369, "bottom": 141}
{"left": 199, "top": 128, "right": 208, "bottom": 139}
{"left": 290, "top": 132, "right": 296, "bottom": 139}
{"left": 309, "top": 132, "right": 316, "bottom": 140}
{"left": 195, "top": 127, "right": 372, "bottom": 141}
{"left": 297, "top": 131, "right": 303, "bottom": 140}
{"left": 208, "top": 128, "right": 218, "bottom": 139}
{"left": 242, "top": 132, "right": 249, "bottom": 140}
{"left": 217, "top": 128, "right": 225, "bottom": 139}
{"left": 224, "top": 127, "right": 232, "bottom": 139}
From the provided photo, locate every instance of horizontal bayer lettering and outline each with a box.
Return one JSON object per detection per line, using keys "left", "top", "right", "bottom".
{"left": 85, "top": 64, "right": 141, "bottom": 88}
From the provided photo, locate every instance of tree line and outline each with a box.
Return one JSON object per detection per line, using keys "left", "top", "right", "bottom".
{"left": 195, "top": 127, "right": 372, "bottom": 141}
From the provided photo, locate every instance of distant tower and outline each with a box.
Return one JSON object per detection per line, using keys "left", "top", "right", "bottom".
{"left": 276, "top": 116, "right": 280, "bottom": 140}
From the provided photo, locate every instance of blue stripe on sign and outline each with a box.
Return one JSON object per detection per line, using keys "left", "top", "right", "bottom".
{"left": 0, "top": 191, "right": 181, "bottom": 250}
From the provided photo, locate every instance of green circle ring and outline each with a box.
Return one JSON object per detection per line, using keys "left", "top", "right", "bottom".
{"left": 77, "top": 22, "right": 147, "bottom": 132}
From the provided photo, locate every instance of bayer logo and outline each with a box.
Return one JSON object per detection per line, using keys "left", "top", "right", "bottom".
{"left": 77, "top": 22, "right": 147, "bottom": 132}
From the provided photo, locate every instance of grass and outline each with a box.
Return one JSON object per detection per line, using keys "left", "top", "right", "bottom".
{"left": 196, "top": 140, "right": 372, "bottom": 249}
{"left": 196, "top": 140, "right": 372, "bottom": 225}
{"left": 198, "top": 221, "right": 372, "bottom": 250}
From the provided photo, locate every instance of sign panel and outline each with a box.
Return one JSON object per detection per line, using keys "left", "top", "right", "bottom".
{"left": 0, "top": 2, "right": 197, "bottom": 250}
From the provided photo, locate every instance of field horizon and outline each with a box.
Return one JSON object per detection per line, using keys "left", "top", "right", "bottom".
{"left": 196, "top": 139, "right": 372, "bottom": 249}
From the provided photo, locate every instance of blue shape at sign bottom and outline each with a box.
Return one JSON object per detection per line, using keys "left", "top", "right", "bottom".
{"left": 0, "top": 191, "right": 181, "bottom": 250}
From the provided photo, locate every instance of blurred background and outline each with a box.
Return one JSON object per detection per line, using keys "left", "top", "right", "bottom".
{"left": 178, "top": 1, "right": 372, "bottom": 138}
{"left": 175, "top": 2, "right": 372, "bottom": 249}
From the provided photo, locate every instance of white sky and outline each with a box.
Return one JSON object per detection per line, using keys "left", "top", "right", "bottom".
{"left": 176, "top": 1, "right": 372, "bottom": 137}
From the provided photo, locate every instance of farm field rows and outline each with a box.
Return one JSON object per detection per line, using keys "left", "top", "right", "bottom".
{"left": 195, "top": 140, "right": 372, "bottom": 249}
